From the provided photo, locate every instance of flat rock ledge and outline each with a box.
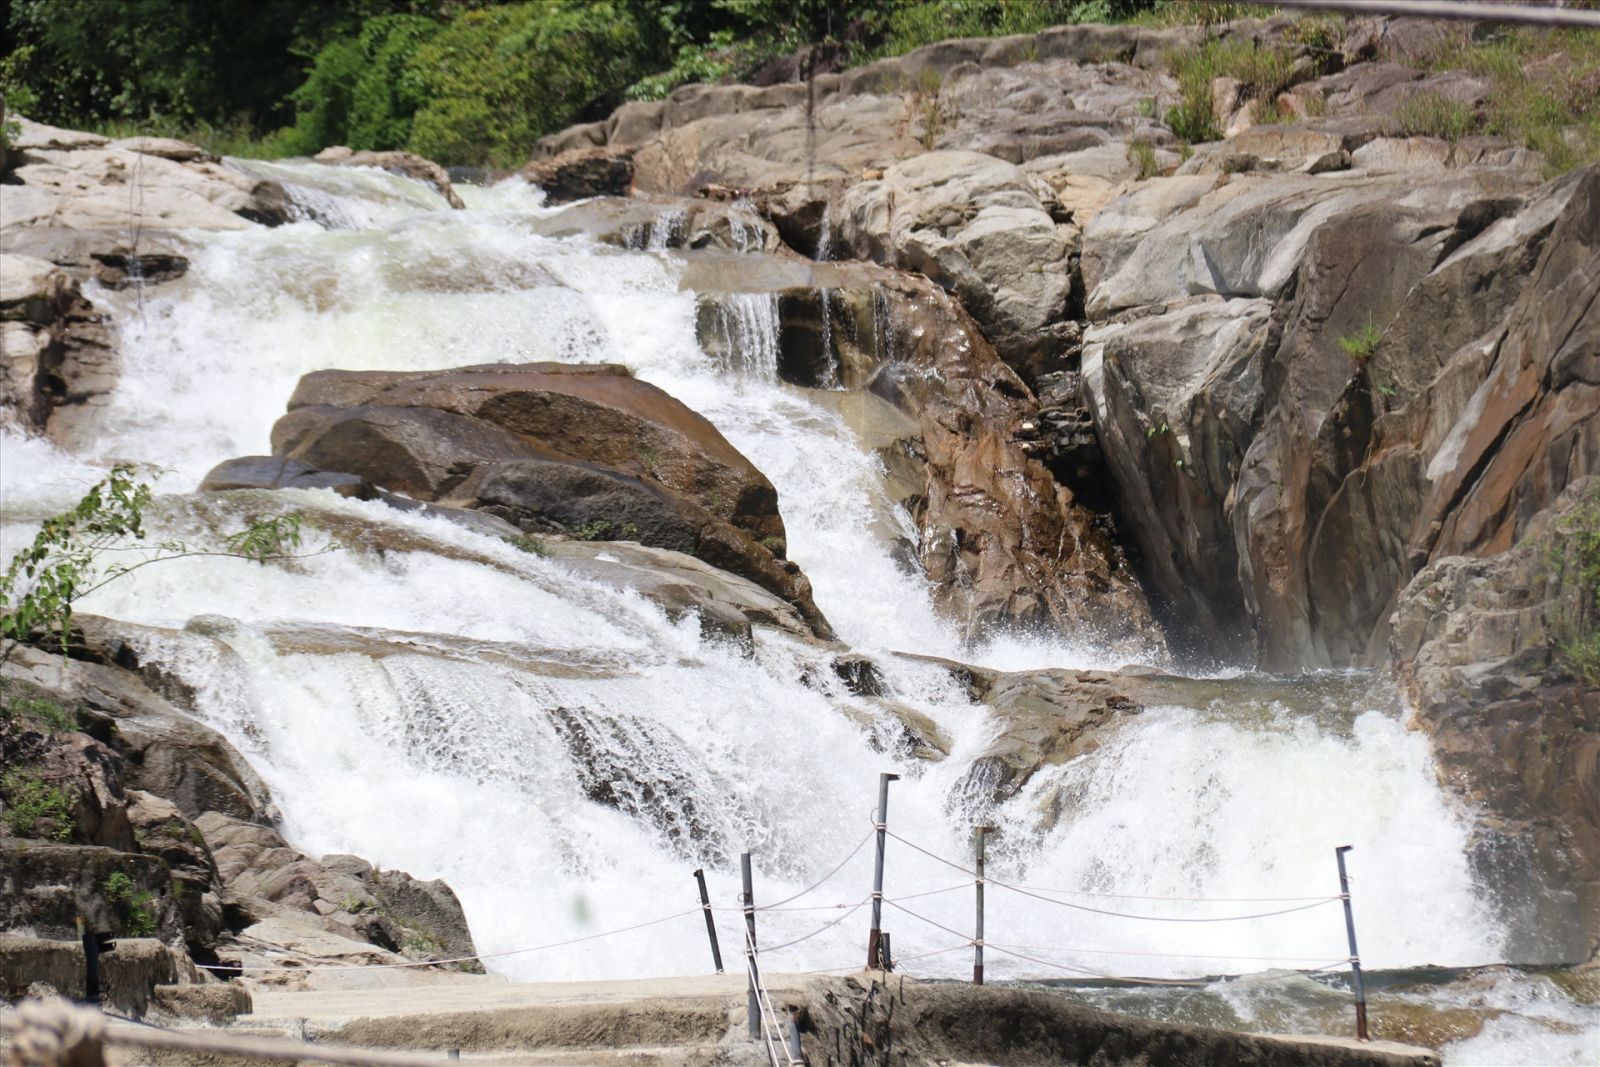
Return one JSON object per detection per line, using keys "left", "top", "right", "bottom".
{"left": 91, "top": 971, "right": 1440, "bottom": 1067}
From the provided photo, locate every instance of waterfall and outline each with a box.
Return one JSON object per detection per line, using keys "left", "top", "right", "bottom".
{"left": 8, "top": 161, "right": 1573, "bottom": 1060}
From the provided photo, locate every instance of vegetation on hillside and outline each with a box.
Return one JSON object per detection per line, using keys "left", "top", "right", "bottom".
{"left": 2, "top": 0, "right": 1596, "bottom": 171}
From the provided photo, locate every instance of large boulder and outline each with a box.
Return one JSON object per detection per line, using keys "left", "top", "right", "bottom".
{"left": 1392, "top": 480, "right": 1600, "bottom": 965}
{"left": 314, "top": 146, "right": 465, "bottom": 209}
{"left": 241, "top": 361, "right": 832, "bottom": 637}
{"left": 2, "top": 117, "right": 290, "bottom": 233}
{"left": 1078, "top": 158, "right": 1593, "bottom": 666}
{"left": 833, "top": 150, "right": 1076, "bottom": 382}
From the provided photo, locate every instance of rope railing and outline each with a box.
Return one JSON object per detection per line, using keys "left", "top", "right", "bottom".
{"left": 882, "top": 825, "right": 1342, "bottom": 911}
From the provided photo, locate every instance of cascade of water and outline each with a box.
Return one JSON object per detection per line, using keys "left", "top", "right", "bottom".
{"left": 4, "top": 160, "right": 1556, "bottom": 1056}
{"left": 700, "top": 292, "right": 781, "bottom": 382}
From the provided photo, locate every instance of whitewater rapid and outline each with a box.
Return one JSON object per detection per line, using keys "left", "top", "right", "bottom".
{"left": 5, "top": 159, "right": 1592, "bottom": 1063}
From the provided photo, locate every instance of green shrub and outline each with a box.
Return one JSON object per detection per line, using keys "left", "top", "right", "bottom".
{"left": 1338, "top": 320, "right": 1383, "bottom": 360}
{"left": 1391, "top": 90, "right": 1479, "bottom": 142}
{"left": 1165, "top": 37, "right": 1298, "bottom": 143}
{"left": 403, "top": 1, "right": 648, "bottom": 167}
{"left": 1127, "top": 139, "right": 1158, "bottom": 179}
{"left": 2, "top": 769, "right": 74, "bottom": 841}
{"left": 6, "top": 696, "right": 74, "bottom": 732}
{"left": 103, "top": 870, "right": 157, "bottom": 937}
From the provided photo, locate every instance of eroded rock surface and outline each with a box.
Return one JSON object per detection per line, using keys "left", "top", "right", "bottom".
{"left": 202, "top": 362, "right": 833, "bottom": 637}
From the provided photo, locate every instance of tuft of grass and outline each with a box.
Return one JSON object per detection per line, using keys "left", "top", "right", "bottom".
{"left": 505, "top": 534, "right": 550, "bottom": 557}
{"left": 1555, "top": 488, "right": 1600, "bottom": 685}
{"left": 1165, "top": 38, "right": 1297, "bottom": 143}
{"left": 1, "top": 768, "right": 74, "bottom": 840}
{"left": 1414, "top": 27, "right": 1600, "bottom": 176}
{"left": 1338, "top": 319, "right": 1384, "bottom": 360}
{"left": 4, "top": 695, "right": 74, "bottom": 732}
{"left": 1127, "top": 139, "right": 1159, "bottom": 179}
{"left": 1391, "top": 91, "right": 1479, "bottom": 142}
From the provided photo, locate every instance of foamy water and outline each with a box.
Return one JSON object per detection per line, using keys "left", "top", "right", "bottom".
{"left": 4, "top": 160, "right": 1588, "bottom": 1062}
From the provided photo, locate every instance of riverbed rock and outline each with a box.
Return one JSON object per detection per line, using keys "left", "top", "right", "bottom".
{"left": 266, "top": 361, "right": 833, "bottom": 637}
{"left": 196, "top": 812, "right": 481, "bottom": 972}
{"left": 522, "top": 145, "right": 635, "bottom": 202}
{"left": 2, "top": 117, "right": 290, "bottom": 232}
{"left": 314, "top": 146, "right": 466, "bottom": 209}
{"left": 0, "top": 251, "right": 116, "bottom": 434}
{"left": 1393, "top": 479, "right": 1600, "bottom": 965}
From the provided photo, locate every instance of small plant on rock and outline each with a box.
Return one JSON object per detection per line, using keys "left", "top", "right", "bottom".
{"left": 1127, "top": 140, "right": 1159, "bottom": 180}
{"left": 1338, "top": 319, "right": 1384, "bottom": 361}
{"left": 1, "top": 768, "right": 74, "bottom": 840}
{"left": 1554, "top": 488, "right": 1600, "bottom": 684}
{"left": 104, "top": 870, "right": 157, "bottom": 937}
{"left": 0, "top": 464, "right": 333, "bottom": 668}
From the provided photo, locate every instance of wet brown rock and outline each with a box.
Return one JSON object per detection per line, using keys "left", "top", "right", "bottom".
{"left": 314, "top": 146, "right": 465, "bottom": 209}
{"left": 270, "top": 362, "right": 831, "bottom": 637}
{"left": 0, "top": 251, "right": 115, "bottom": 435}
{"left": 869, "top": 272, "right": 1155, "bottom": 649}
{"left": 522, "top": 146, "right": 634, "bottom": 203}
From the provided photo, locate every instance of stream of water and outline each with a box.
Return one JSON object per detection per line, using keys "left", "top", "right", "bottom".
{"left": 2, "top": 161, "right": 1594, "bottom": 1063}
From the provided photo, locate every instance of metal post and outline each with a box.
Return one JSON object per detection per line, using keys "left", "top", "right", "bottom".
{"left": 694, "top": 869, "right": 724, "bottom": 974}
{"left": 77, "top": 915, "right": 102, "bottom": 1005}
{"left": 973, "top": 825, "right": 992, "bottom": 985}
{"left": 1335, "top": 845, "right": 1369, "bottom": 1041}
{"left": 786, "top": 1006, "right": 804, "bottom": 1062}
{"left": 867, "top": 772, "right": 900, "bottom": 968}
{"left": 742, "top": 852, "right": 760, "bottom": 1040}
{"left": 879, "top": 931, "right": 893, "bottom": 972}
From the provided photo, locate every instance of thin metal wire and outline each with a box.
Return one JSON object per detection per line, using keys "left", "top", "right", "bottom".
{"left": 759, "top": 899, "right": 869, "bottom": 954}
{"left": 1273, "top": 0, "right": 1600, "bottom": 28}
{"left": 882, "top": 826, "right": 1340, "bottom": 916}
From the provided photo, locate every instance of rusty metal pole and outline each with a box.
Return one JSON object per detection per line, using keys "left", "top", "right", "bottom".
{"left": 973, "top": 826, "right": 993, "bottom": 985}
{"left": 694, "top": 868, "right": 724, "bottom": 974}
{"left": 867, "top": 772, "right": 899, "bottom": 968}
{"left": 1335, "top": 846, "right": 1369, "bottom": 1041}
{"left": 743, "top": 852, "right": 760, "bottom": 1040}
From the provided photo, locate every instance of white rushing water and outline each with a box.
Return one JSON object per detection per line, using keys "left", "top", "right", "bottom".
{"left": 3, "top": 161, "right": 1590, "bottom": 1061}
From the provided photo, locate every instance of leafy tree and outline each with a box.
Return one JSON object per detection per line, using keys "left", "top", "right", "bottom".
{"left": 0, "top": 464, "right": 331, "bottom": 668}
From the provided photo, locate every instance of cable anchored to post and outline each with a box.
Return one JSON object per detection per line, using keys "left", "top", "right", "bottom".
{"left": 1335, "top": 845, "right": 1369, "bottom": 1041}
{"left": 866, "top": 771, "right": 899, "bottom": 969}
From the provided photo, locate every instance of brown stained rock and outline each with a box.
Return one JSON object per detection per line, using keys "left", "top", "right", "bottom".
{"left": 521, "top": 146, "right": 635, "bottom": 203}
{"left": 314, "top": 146, "right": 465, "bottom": 209}
{"left": 268, "top": 362, "right": 832, "bottom": 637}
{"left": 0, "top": 251, "right": 115, "bottom": 435}
{"left": 868, "top": 272, "right": 1155, "bottom": 649}
{"left": 1393, "top": 480, "right": 1600, "bottom": 964}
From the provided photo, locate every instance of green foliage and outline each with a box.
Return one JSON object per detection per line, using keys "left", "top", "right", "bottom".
{"left": 573, "top": 520, "right": 640, "bottom": 541}
{"left": 1391, "top": 91, "right": 1479, "bottom": 142}
{"left": 1555, "top": 488, "right": 1600, "bottom": 685}
{"left": 1165, "top": 37, "right": 1297, "bottom": 143}
{"left": 1338, "top": 319, "right": 1383, "bottom": 361}
{"left": 505, "top": 534, "right": 551, "bottom": 557}
{"left": 405, "top": 1, "right": 648, "bottom": 166}
{"left": 626, "top": 31, "right": 741, "bottom": 102}
{"left": 1127, "top": 139, "right": 1158, "bottom": 179}
{"left": 1, "top": 0, "right": 400, "bottom": 132}
{"left": 284, "top": 13, "right": 443, "bottom": 156}
{"left": 1411, "top": 27, "right": 1600, "bottom": 176}
{"left": 1, "top": 769, "right": 74, "bottom": 840}
{"left": 0, "top": 465, "right": 333, "bottom": 667}
{"left": 104, "top": 870, "right": 157, "bottom": 937}
{"left": 5, "top": 696, "right": 74, "bottom": 732}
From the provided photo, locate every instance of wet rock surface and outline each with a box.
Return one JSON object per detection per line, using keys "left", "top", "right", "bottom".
{"left": 1, "top": 624, "right": 481, "bottom": 988}
{"left": 215, "top": 360, "right": 834, "bottom": 638}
